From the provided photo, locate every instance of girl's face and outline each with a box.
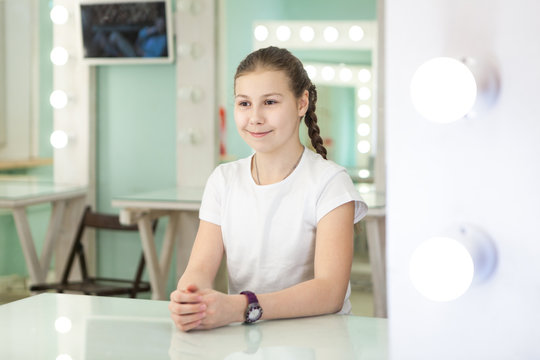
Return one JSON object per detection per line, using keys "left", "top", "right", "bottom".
{"left": 234, "top": 69, "right": 308, "bottom": 155}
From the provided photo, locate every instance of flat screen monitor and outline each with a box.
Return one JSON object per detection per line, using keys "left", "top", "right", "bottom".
{"left": 77, "top": 0, "right": 174, "bottom": 65}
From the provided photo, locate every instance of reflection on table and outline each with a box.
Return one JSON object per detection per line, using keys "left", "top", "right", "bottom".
{"left": 0, "top": 176, "right": 87, "bottom": 284}
{"left": 0, "top": 293, "right": 388, "bottom": 359}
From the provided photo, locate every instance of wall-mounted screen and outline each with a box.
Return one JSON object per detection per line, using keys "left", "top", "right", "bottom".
{"left": 77, "top": 0, "right": 174, "bottom": 65}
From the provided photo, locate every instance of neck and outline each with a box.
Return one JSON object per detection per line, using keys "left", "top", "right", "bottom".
{"left": 253, "top": 145, "right": 304, "bottom": 185}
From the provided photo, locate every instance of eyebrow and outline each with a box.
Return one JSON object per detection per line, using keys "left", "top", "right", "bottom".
{"left": 235, "top": 92, "right": 283, "bottom": 99}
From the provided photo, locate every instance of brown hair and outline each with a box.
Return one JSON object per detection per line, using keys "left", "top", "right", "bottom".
{"left": 234, "top": 46, "right": 327, "bottom": 159}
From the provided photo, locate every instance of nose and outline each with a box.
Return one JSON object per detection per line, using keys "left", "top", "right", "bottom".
{"left": 248, "top": 105, "right": 264, "bottom": 125}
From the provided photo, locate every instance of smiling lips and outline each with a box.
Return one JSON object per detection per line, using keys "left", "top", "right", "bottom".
{"left": 248, "top": 130, "right": 272, "bottom": 138}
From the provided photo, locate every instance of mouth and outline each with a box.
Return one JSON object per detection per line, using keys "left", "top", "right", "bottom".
{"left": 248, "top": 130, "right": 272, "bottom": 138}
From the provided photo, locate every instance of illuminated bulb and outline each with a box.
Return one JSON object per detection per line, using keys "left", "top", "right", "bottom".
{"left": 276, "top": 25, "right": 291, "bottom": 42}
{"left": 299, "top": 26, "right": 315, "bottom": 42}
{"left": 357, "top": 184, "right": 371, "bottom": 193}
{"left": 358, "top": 169, "right": 370, "bottom": 179}
{"left": 409, "top": 224, "right": 497, "bottom": 302}
{"left": 56, "top": 355, "right": 73, "bottom": 360}
{"left": 357, "top": 123, "right": 371, "bottom": 136}
{"left": 304, "top": 65, "right": 317, "bottom": 80}
{"left": 357, "top": 104, "right": 371, "bottom": 118}
{"left": 49, "top": 90, "right": 68, "bottom": 109}
{"left": 339, "top": 67, "right": 353, "bottom": 82}
{"left": 254, "top": 25, "right": 269, "bottom": 42}
{"left": 410, "top": 57, "right": 478, "bottom": 123}
{"left": 50, "top": 5, "right": 68, "bottom": 25}
{"left": 358, "top": 69, "right": 372, "bottom": 83}
{"left": 321, "top": 66, "right": 335, "bottom": 81}
{"left": 323, "top": 26, "right": 339, "bottom": 43}
{"left": 349, "top": 25, "right": 364, "bottom": 41}
{"left": 54, "top": 316, "right": 72, "bottom": 333}
{"left": 357, "top": 87, "right": 371, "bottom": 100}
{"left": 50, "top": 131, "right": 69, "bottom": 149}
{"left": 50, "top": 47, "right": 69, "bottom": 65}
{"left": 357, "top": 140, "right": 371, "bottom": 153}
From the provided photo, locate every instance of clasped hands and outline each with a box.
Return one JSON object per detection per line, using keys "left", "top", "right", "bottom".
{"left": 169, "top": 284, "right": 242, "bottom": 332}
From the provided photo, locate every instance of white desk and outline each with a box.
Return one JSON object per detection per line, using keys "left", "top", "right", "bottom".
{"left": 112, "top": 187, "right": 204, "bottom": 300}
{"left": 0, "top": 293, "right": 388, "bottom": 359}
{"left": 0, "top": 177, "right": 87, "bottom": 285}
{"left": 112, "top": 185, "right": 387, "bottom": 317}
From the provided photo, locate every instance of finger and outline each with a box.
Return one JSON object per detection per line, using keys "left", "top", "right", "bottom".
{"left": 171, "top": 312, "right": 206, "bottom": 332}
{"left": 185, "top": 284, "right": 199, "bottom": 293}
{"left": 169, "top": 301, "right": 207, "bottom": 316}
{"left": 171, "top": 291, "right": 202, "bottom": 304}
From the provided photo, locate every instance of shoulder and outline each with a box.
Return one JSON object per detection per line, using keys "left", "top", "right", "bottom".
{"left": 301, "top": 149, "right": 348, "bottom": 181}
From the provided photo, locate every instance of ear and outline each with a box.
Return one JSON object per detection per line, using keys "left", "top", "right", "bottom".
{"left": 297, "top": 89, "right": 309, "bottom": 117}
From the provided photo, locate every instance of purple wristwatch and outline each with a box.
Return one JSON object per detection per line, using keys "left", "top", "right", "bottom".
{"left": 241, "top": 291, "right": 263, "bottom": 324}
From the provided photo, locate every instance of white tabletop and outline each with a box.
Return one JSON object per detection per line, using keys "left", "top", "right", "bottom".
{"left": 0, "top": 293, "right": 388, "bottom": 359}
{"left": 0, "top": 176, "right": 86, "bottom": 208}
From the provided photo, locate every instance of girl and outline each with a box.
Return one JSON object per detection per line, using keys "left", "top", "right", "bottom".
{"left": 169, "top": 46, "right": 367, "bottom": 331}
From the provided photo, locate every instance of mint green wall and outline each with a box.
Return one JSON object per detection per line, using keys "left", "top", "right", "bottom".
{"left": 95, "top": 64, "right": 176, "bottom": 294}
{"left": 223, "top": 0, "right": 376, "bottom": 161}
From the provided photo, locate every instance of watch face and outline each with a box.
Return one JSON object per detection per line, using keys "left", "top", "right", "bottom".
{"left": 246, "top": 303, "right": 263, "bottom": 323}
{"left": 248, "top": 307, "right": 261, "bottom": 321}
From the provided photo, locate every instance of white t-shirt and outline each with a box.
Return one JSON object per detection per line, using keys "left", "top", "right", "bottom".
{"left": 199, "top": 147, "right": 368, "bottom": 314}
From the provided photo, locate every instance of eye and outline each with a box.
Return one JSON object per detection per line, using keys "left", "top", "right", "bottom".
{"left": 265, "top": 99, "right": 278, "bottom": 105}
{"left": 237, "top": 100, "right": 250, "bottom": 107}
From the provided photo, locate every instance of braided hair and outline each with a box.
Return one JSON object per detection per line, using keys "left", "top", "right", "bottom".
{"left": 234, "top": 46, "right": 328, "bottom": 159}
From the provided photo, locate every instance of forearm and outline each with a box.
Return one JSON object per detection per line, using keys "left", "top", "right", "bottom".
{"left": 256, "top": 278, "right": 348, "bottom": 320}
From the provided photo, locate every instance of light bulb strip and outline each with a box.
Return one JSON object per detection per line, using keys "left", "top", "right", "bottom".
{"left": 253, "top": 21, "right": 376, "bottom": 50}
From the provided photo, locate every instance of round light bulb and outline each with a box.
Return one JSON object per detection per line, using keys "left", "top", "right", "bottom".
{"left": 49, "top": 90, "right": 68, "bottom": 109}
{"left": 254, "top": 25, "right": 269, "bottom": 42}
{"left": 410, "top": 237, "right": 474, "bottom": 301}
{"left": 358, "top": 169, "right": 370, "bottom": 179}
{"left": 50, "top": 47, "right": 69, "bottom": 65}
{"left": 357, "top": 123, "right": 371, "bottom": 136}
{"left": 276, "top": 25, "right": 291, "bottom": 42}
{"left": 56, "top": 354, "right": 73, "bottom": 360}
{"left": 323, "top": 26, "right": 339, "bottom": 43}
{"left": 299, "top": 26, "right": 315, "bottom": 42}
{"left": 349, "top": 25, "right": 364, "bottom": 42}
{"left": 410, "top": 57, "right": 477, "bottom": 123}
{"left": 50, "top": 131, "right": 69, "bottom": 149}
{"left": 358, "top": 69, "right": 372, "bottom": 83}
{"left": 321, "top": 66, "right": 335, "bottom": 81}
{"left": 50, "top": 5, "right": 68, "bottom": 25}
{"left": 357, "top": 140, "right": 371, "bottom": 153}
{"left": 357, "top": 87, "right": 371, "bottom": 101}
{"left": 357, "top": 104, "right": 371, "bottom": 118}
{"left": 409, "top": 224, "right": 497, "bottom": 302}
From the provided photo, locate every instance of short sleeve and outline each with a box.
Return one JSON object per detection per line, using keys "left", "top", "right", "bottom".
{"left": 316, "top": 170, "right": 368, "bottom": 224}
{"left": 198, "top": 166, "right": 224, "bottom": 226}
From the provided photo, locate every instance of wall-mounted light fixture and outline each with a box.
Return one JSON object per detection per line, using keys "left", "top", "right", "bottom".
{"left": 49, "top": 90, "right": 69, "bottom": 109}
{"left": 410, "top": 57, "right": 499, "bottom": 123}
{"left": 49, "top": 130, "right": 70, "bottom": 149}
{"left": 50, "top": 5, "right": 69, "bottom": 25}
{"left": 409, "top": 224, "right": 497, "bottom": 302}
{"left": 252, "top": 21, "right": 376, "bottom": 50}
{"left": 50, "top": 46, "right": 69, "bottom": 66}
